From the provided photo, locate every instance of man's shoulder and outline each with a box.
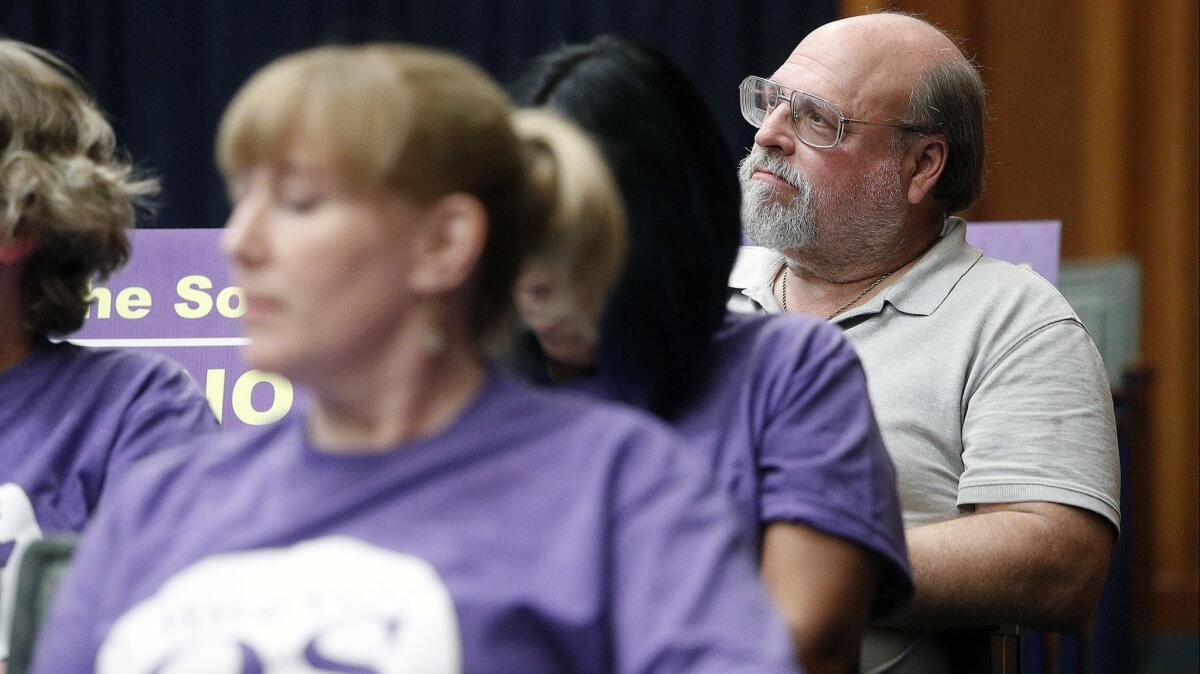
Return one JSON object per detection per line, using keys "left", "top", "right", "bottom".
{"left": 953, "top": 253, "right": 1082, "bottom": 327}
{"left": 884, "top": 252, "right": 1097, "bottom": 378}
{"left": 963, "top": 252, "right": 1067, "bottom": 298}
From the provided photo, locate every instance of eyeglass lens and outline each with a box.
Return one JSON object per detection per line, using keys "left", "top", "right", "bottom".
{"left": 739, "top": 77, "right": 843, "bottom": 148}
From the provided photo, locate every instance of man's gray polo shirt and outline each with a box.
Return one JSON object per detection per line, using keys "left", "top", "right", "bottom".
{"left": 730, "top": 218, "right": 1120, "bottom": 532}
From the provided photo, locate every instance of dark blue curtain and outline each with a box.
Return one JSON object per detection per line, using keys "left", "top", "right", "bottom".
{"left": 1, "top": 0, "right": 835, "bottom": 229}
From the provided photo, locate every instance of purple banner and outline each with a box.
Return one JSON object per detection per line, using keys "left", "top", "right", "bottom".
{"left": 73, "top": 229, "right": 296, "bottom": 429}
{"left": 964, "top": 220, "right": 1061, "bottom": 285}
{"left": 78, "top": 222, "right": 1062, "bottom": 430}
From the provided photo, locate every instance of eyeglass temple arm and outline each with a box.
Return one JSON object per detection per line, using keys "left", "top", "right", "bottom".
{"left": 845, "top": 117, "right": 929, "bottom": 134}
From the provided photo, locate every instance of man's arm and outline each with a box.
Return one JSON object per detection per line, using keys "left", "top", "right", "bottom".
{"left": 762, "top": 522, "right": 882, "bottom": 674}
{"left": 881, "top": 501, "right": 1114, "bottom": 632}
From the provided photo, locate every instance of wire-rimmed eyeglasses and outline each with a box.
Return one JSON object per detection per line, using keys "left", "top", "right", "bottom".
{"left": 739, "top": 75, "right": 925, "bottom": 149}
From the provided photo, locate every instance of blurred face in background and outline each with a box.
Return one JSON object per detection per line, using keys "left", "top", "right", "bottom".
{"left": 220, "top": 150, "right": 425, "bottom": 382}
{"left": 513, "top": 258, "right": 602, "bottom": 375}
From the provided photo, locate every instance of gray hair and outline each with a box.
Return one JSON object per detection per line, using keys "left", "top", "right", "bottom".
{"left": 893, "top": 53, "right": 988, "bottom": 214}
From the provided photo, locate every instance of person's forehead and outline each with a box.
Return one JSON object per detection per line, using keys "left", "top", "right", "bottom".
{"left": 770, "top": 48, "right": 863, "bottom": 111}
{"left": 772, "top": 49, "right": 843, "bottom": 96}
{"left": 230, "top": 156, "right": 331, "bottom": 187}
{"left": 768, "top": 16, "right": 950, "bottom": 117}
{"left": 768, "top": 53, "right": 886, "bottom": 119}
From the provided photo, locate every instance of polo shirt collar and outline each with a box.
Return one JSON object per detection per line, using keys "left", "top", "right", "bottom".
{"left": 841, "top": 216, "right": 981, "bottom": 320}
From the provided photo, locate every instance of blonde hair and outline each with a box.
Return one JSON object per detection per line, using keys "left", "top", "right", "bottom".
{"left": 0, "top": 40, "right": 158, "bottom": 336}
{"left": 217, "top": 44, "right": 625, "bottom": 343}
{"left": 512, "top": 108, "right": 626, "bottom": 321}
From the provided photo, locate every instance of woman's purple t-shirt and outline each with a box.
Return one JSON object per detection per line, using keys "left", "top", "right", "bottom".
{"left": 32, "top": 371, "right": 798, "bottom": 673}
{"left": 0, "top": 340, "right": 217, "bottom": 656}
{"left": 573, "top": 313, "right": 911, "bottom": 614}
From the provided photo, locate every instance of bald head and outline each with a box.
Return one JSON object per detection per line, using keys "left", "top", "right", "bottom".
{"left": 778, "top": 12, "right": 986, "bottom": 214}
{"left": 808, "top": 13, "right": 963, "bottom": 63}
{"left": 783, "top": 14, "right": 965, "bottom": 123}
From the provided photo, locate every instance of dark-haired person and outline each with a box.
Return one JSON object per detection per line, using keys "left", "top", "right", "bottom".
{"left": 511, "top": 36, "right": 910, "bottom": 674}
{"left": 32, "top": 44, "right": 799, "bottom": 673}
{"left": 0, "top": 39, "right": 217, "bottom": 661}
{"left": 729, "top": 13, "right": 1119, "bottom": 671}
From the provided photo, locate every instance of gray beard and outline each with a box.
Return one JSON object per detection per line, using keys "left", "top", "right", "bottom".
{"left": 738, "top": 149, "right": 910, "bottom": 278}
{"left": 738, "top": 151, "right": 817, "bottom": 252}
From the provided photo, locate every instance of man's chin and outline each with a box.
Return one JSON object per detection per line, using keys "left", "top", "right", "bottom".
{"left": 743, "top": 207, "right": 810, "bottom": 249}
{"left": 747, "top": 225, "right": 817, "bottom": 254}
{"left": 741, "top": 227, "right": 771, "bottom": 248}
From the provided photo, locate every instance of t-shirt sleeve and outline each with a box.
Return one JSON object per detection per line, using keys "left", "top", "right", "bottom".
{"left": 958, "top": 319, "right": 1121, "bottom": 531}
{"left": 757, "top": 321, "right": 912, "bottom": 615}
{"left": 100, "top": 358, "right": 218, "bottom": 503}
{"left": 609, "top": 428, "right": 799, "bottom": 674}
{"left": 29, "top": 492, "right": 127, "bottom": 672}
{"left": 32, "top": 443, "right": 197, "bottom": 673}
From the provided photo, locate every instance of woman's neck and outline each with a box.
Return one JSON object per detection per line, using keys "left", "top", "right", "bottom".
{"left": 306, "top": 333, "right": 487, "bottom": 454}
{"left": 546, "top": 359, "right": 595, "bottom": 383}
{"left": 0, "top": 333, "right": 34, "bottom": 375}
{"left": 0, "top": 278, "right": 34, "bottom": 374}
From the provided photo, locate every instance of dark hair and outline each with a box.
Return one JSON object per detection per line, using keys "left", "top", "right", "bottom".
{"left": 510, "top": 36, "right": 741, "bottom": 419}
{"left": 889, "top": 16, "right": 988, "bottom": 214}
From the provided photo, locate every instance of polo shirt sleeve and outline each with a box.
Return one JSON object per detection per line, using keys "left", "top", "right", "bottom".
{"left": 757, "top": 319, "right": 913, "bottom": 614}
{"left": 958, "top": 319, "right": 1121, "bottom": 532}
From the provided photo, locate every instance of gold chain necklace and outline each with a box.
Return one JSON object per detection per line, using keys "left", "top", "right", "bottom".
{"left": 779, "top": 266, "right": 893, "bottom": 320}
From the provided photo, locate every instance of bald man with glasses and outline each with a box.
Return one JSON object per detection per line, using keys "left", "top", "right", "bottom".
{"left": 729, "top": 12, "right": 1120, "bottom": 673}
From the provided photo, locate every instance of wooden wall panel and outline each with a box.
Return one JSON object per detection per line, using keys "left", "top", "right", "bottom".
{"left": 1077, "top": 1, "right": 1132, "bottom": 255}
{"left": 1130, "top": 0, "right": 1200, "bottom": 631}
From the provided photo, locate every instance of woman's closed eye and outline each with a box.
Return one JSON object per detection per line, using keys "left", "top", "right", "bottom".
{"left": 280, "top": 194, "right": 323, "bottom": 213}
{"left": 275, "top": 181, "right": 328, "bottom": 214}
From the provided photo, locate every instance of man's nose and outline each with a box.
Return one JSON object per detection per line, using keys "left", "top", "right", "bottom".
{"left": 753, "top": 104, "right": 796, "bottom": 156}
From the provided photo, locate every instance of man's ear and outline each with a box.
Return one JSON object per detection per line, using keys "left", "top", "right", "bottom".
{"left": 0, "top": 226, "right": 40, "bottom": 266}
{"left": 408, "top": 193, "right": 489, "bottom": 296}
{"left": 905, "top": 135, "right": 948, "bottom": 205}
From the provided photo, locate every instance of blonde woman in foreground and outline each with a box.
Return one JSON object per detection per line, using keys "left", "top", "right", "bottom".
{"left": 31, "top": 44, "right": 798, "bottom": 673}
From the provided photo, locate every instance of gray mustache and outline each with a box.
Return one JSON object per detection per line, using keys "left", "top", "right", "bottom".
{"left": 739, "top": 151, "right": 804, "bottom": 191}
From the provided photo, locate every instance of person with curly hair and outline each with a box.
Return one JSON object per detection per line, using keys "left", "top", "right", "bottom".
{"left": 0, "top": 38, "right": 217, "bottom": 660}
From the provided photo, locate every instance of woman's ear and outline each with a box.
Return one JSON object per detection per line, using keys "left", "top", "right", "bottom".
{"left": 905, "top": 135, "right": 948, "bottom": 206}
{"left": 408, "top": 193, "right": 489, "bottom": 296}
{"left": 0, "top": 227, "right": 41, "bottom": 266}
